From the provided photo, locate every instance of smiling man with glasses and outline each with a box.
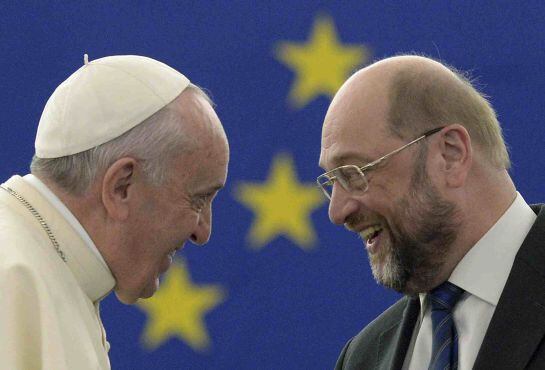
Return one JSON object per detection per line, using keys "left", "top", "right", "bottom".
{"left": 321, "top": 55, "right": 545, "bottom": 370}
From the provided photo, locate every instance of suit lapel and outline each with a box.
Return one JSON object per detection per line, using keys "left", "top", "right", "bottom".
{"left": 474, "top": 205, "right": 545, "bottom": 369}
{"left": 377, "top": 296, "right": 420, "bottom": 370}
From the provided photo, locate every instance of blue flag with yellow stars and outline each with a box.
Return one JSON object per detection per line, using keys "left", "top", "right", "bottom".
{"left": 1, "top": 2, "right": 545, "bottom": 369}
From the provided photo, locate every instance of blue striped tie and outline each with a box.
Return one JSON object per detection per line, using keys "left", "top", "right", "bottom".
{"left": 428, "top": 282, "right": 464, "bottom": 370}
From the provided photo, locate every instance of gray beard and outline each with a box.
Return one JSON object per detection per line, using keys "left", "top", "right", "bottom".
{"left": 370, "top": 158, "right": 460, "bottom": 294}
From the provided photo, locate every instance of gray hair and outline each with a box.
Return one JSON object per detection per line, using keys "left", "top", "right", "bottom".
{"left": 387, "top": 56, "right": 510, "bottom": 170}
{"left": 30, "top": 84, "right": 213, "bottom": 195}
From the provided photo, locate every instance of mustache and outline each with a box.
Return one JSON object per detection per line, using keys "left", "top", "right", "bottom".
{"left": 344, "top": 212, "right": 386, "bottom": 232}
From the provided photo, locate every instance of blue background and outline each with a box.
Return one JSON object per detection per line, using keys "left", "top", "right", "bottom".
{"left": 1, "top": 2, "right": 544, "bottom": 369}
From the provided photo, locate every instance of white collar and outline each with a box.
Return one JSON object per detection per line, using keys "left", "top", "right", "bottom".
{"left": 419, "top": 192, "right": 536, "bottom": 311}
{"left": 24, "top": 174, "right": 110, "bottom": 270}
{"left": 3, "top": 175, "right": 115, "bottom": 302}
{"left": 449, "top": 192, "right": 536, "bottom": 305}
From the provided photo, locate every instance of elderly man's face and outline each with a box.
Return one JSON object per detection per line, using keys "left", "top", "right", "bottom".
{"left": 114, "top": 94, "right": 229, "bottom": 304}
{"left": 319, "top": 73, "right": 458, "bottom": 294}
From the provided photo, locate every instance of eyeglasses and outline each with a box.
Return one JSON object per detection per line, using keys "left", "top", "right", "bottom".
{"left": 316, "top": 126, "right": 444, "bottom": 200}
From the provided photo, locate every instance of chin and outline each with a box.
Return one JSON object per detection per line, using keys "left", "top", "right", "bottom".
{"left": 140, "top": 276, "right": 161, "bottom": 299}
{"left": 140, "top": 288, "right": 156, "bottom": 299}
{"left": 113, "top": 274, "right": 160, "bottom": 304}
{"left": 114, "top": 290, "right": 139, "bottom": 305}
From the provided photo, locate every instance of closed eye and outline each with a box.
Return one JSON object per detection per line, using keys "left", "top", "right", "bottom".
{"left": 361, "top": 160, "right": 385, "bottom": 174}
{"left": 324, "top": 176, "right": 336, "bottom": 186}
{"left": 192, "top": 192, "right": 217, "bottom": 212}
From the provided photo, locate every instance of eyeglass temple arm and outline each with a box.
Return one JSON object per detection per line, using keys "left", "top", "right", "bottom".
{"left": 359, "top": 127, "right": 444, "bottom": 171}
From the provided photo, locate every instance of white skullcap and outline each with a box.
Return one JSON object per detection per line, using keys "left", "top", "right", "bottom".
{"left": 35, "top": 54, "right": 190, "bottom": 158}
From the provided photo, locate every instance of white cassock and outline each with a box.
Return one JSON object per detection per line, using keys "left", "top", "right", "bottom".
{"left": 0, "top": 175, "right": 115, "bottom": 369}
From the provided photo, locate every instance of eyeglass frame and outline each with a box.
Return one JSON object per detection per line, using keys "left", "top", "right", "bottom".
{"left": 316, "top": 126, "right": 445, "bottom": 199}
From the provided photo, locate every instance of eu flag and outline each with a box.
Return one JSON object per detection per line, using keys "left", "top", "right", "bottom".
{"left": 1, "top": 2, "right": 544, "bottom": 369}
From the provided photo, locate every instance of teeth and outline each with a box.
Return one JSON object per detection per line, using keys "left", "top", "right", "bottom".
{"left": 360, "top": 225, "right": 383, "bottom": 241}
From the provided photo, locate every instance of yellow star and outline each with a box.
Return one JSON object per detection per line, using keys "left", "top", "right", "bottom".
{"left": 137, "top": 260, "right": 225, "bottom": 352}
{"left": 235, "top": 153, "right": 325, "bottom": 249}
{"left": 275, "top": 14, "right": 369, "bottom": 108}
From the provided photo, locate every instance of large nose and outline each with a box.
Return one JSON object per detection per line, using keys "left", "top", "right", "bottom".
{"left": 190, "top": 207, "right": 212, "bottom": 246}
{"left": 328, "top": 184, "right": 359, "bottom": 225}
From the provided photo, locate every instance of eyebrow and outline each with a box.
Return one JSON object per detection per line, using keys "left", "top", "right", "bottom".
{"left": 199, "top": 184, "right": 224, "bottom": 194}
{"left": 321, "top": 153, "right": 374, "bottom": 170}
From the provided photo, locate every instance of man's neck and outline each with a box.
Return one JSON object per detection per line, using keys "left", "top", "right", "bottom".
{"left": 34, "top": 174, "right": 103, "bottom": 246}
{"left": 433, "top": 170, "right": 517, "bottom": 291}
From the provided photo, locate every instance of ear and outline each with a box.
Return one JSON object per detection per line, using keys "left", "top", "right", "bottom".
{"left": 101, "top": 157, "right": 139, "bottom": 221}
{"left": 438, "top": 124, "right": 472, "bottom": 188}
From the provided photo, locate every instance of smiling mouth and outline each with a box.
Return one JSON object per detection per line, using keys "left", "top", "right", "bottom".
{"left": 167, "top": 244, "right": 183, "bottom": 259}
{"left": 169, "top": 246, "right": 181, "bottom": 258}
{"left": 360, "top": 225, "right": 383, "bottom": 244}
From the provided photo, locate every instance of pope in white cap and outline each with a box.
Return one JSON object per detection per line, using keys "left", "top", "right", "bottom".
{"left": 0, "top": 55, "right": 229, "bottom": 370}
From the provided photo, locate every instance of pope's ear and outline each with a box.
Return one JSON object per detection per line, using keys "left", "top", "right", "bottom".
{"left": 101, "top": 158, "right": 138, "bottom": 221}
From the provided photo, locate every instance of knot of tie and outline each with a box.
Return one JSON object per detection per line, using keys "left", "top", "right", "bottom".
{"left": 430, "top": 281, "right": 464, "bottom": 311}
{"left": 428, "top": 281, "right": 465, "bottom": 370}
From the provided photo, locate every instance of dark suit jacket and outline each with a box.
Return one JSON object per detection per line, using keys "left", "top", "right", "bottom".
{"left": 335, "top": 204, "right": 545, "bottom": 370}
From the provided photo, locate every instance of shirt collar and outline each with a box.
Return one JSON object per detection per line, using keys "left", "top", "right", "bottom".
{"left": 449, "top": 192, "right": 536, "bottom": 306}
{"left": 419, "top": 193, "right": 536, "bottom": 316}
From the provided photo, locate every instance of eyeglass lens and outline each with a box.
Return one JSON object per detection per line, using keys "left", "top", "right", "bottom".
{"left": 319, "top": 166, "right": 368, "bottom": 199}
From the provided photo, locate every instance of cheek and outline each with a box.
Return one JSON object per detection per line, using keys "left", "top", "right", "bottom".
{"left": 368, "top": 176, "right": 411, "bottom": 214}
{"left": 169, "top": 210, "right": 200, "bottom": 239}
{"left": 376, "top": 176, "right": 404, "bottom": 200}
{"left": 362, "top": 192, "right": 395, "bottom": 222}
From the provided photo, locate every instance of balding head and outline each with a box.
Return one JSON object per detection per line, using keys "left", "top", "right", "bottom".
{"left": 322, "top": 55, "right": 509, "bottom": 170}
{"left": 388, "top": 56, "right": 509, "bottom": 169}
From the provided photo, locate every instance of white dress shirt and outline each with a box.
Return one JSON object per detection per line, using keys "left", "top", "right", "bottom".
{"left": 403, "top": 193, "right": 537, "bottom": 370}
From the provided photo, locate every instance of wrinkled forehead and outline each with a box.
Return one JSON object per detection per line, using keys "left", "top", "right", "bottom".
{"left": 178, "top": 91, "right": 225, "bottom": 136}
{"left": 320, "top": 124, "right": 386, "bottom": 171}
{"left": 179, "top": 133, "right": 229, "bottom": 193}
{"left": 174, "top": 90, "right": 229, "bottom": 170}
{"left": 319, "top": 86, "right": 390, "bottom": 170}
{"left": 191, "top": 105, "right": 229, "bottom": 168}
